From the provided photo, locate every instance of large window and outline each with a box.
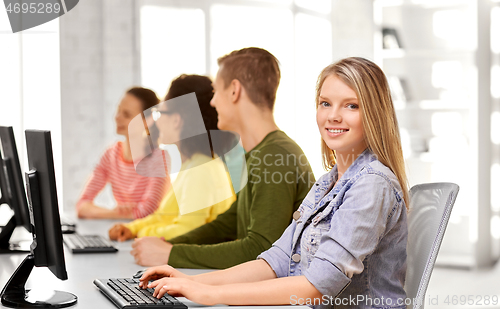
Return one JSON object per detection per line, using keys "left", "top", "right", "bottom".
{"left": 0, "top": 11, "right": 62, "bottom": 204}
{"left": 139, "top": 0, "right": 334, "bottom": 178}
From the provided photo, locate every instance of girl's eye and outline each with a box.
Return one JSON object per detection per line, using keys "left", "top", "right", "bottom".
{"left": 346, "top": 103, "right": 359, "bottom": 110}
{"left": 319, "top": 101, "right": 330, "bottom": 107}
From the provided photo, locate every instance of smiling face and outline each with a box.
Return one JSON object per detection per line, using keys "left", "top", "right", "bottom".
{"left": 316, "top": 75, "right": 367, "bottom": 159}
{"left": 115, "top": 94, "right": 143, "bottom": 137}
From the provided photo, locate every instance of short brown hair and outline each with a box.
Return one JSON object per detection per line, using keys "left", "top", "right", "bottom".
{"left": 217, "top": 47, "right": 280, "bottom": 110}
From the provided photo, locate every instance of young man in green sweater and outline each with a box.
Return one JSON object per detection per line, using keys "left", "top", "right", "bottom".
{"left": 131, "top": 47, "right": 315, "bottom": 269}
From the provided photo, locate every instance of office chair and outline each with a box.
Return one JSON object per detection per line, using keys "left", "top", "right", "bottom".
{"left": 404, "top": 182, "right": 459, "bottom": 309}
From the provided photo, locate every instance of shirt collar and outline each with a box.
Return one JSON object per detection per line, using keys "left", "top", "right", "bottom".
{"left": 318, "top": 148, "right": 376, "bottom": 192}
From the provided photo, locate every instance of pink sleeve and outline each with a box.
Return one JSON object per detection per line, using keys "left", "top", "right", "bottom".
{"left": 133, "top": 150, "right": 171, "bottom": 218}
{"left": 133, "top": 177, "right": 169, "bottom": 218}
{"left": 76, "top": 147, "right": 111, "bottom": 210}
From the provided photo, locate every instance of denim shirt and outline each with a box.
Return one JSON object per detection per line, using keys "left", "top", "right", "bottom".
{"left": 258, "top": 149, "right": 407, "bottom": 309}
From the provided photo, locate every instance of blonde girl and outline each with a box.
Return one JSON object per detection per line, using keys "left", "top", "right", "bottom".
{"left": 138, "top": 57, "right": 409, "bottom": 309}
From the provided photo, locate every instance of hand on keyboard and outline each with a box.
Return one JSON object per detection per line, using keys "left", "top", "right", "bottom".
{"left": 138, "top": 266, "right": 219, "bottom": 306}
{"left": 147, "top": 277, "right": 218, "bottom": 306}
{"left": 138, "top": 265, "right": 190, "bottom": 285}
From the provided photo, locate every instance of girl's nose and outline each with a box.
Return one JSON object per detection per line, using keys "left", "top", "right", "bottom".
{"left": 327, "top": 107, "right": 342, "bottom": 123}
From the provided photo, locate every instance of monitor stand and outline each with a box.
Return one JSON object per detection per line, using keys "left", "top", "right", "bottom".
{"left": 0, "top": 254, "right": 77, "bottom": 308}
{"left": 0, "top": 216, "right": 30, "bottom": 254}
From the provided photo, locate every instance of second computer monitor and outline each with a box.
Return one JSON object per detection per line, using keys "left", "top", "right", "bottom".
{"left": 0, "top": 126, "right": 31, "bottom": 253}
{"left": 0, "top": 126, "right": 30, "bottom": 232}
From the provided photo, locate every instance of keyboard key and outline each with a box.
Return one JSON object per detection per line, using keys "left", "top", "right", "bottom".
{"left": 163, "top": 295, "right": 177, "bottom": 303}
{"left": 160, "top": 297, "right": 172, "bottom": 304}
{"left": 107, "top": 282, "right": 119, "bottom": 291}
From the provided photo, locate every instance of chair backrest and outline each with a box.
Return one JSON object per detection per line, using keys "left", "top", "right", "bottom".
{"left": 404, "top": 182, "right": 459, "bottom": 309}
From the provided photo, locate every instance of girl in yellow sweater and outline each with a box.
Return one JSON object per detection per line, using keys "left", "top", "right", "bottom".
{"left": 109, "top": 74, "right": 237, "bottom": 241}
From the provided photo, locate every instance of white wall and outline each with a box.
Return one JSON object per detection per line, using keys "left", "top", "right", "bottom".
{"left": 59, "top": 0, "right": 139, "bottom": 211}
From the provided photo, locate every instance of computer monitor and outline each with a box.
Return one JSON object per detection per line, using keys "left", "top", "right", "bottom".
{"left": 0, "top": 130, "right": 77, "bottom": 308}
{"left": 0, "top": 126, "right": 31, "bottom": 253}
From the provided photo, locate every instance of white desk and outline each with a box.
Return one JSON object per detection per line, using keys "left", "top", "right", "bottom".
{"left": 0, "top": 217, "right": 304, "bottom": 309}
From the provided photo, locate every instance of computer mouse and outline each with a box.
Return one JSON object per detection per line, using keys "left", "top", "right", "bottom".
{"left": 133, "top": 269, "right": 147, "bottom": 279}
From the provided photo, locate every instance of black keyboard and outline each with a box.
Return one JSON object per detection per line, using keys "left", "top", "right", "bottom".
{"left": 63, "top": 234, "right": 118, "bottom": 253}
{"left": 94, "top": 278, "right": 187, "bottom": 309}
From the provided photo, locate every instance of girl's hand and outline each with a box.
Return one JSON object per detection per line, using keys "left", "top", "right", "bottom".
{"left": 108, "top": 224, "right": 134, "bottom": 241}
{"left": 138, "top": 265, "right": 190, "bottom": 288}
{"left": 149, "top": 278, "right": 219, "bottom": 306}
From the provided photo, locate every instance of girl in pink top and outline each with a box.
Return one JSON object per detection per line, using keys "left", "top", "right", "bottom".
{"left": 77, "top": 87, "right": 170, "bottom": 219}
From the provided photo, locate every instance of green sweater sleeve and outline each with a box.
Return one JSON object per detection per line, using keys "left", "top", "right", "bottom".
{"left": 168, "top": 199, "right": 238, "bottom": 245}
{"left": 168, "top": 233, "right": 269, "bottom": 269}
{"left": 168, "top": 146, "right": 299, "bottom": 269}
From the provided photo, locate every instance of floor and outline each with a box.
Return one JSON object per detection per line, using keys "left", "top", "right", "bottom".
{"left": 425, "top": 261, "right": 500, "bottom": 308}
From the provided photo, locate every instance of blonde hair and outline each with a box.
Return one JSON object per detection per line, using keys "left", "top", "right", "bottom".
{"left": 316, "top": 57, "right": 409, "bottom": 208}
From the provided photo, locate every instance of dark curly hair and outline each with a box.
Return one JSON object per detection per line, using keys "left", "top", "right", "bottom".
{"left": 164, "top": 74, "right": 236, "bottom": 159}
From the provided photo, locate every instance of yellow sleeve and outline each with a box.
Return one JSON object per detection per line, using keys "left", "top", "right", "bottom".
{"left": 124, "top": 191, "right": 177, "bottom": 236}
{"left": 138, "top": 192, "right": 235, "bottom": 239}
{"left": 138, "top": 156, "right": 235, "bottom": 239}
{"left": 132, "top": 155, "right": 236, "bottom": 239}
{"left": 140, "top": 206, "right": 210, "bottom": 239}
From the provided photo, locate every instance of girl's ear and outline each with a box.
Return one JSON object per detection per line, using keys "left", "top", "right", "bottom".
{"left": 172, "top": 113, "right": 182, "bottom": 129}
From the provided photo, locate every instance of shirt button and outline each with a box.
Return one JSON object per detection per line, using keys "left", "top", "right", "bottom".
{"left": 293, "top": 211, "right": 301, "bottom": 221}
{"left": 292, "top": 254, "right": 301, "bottom": 263}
